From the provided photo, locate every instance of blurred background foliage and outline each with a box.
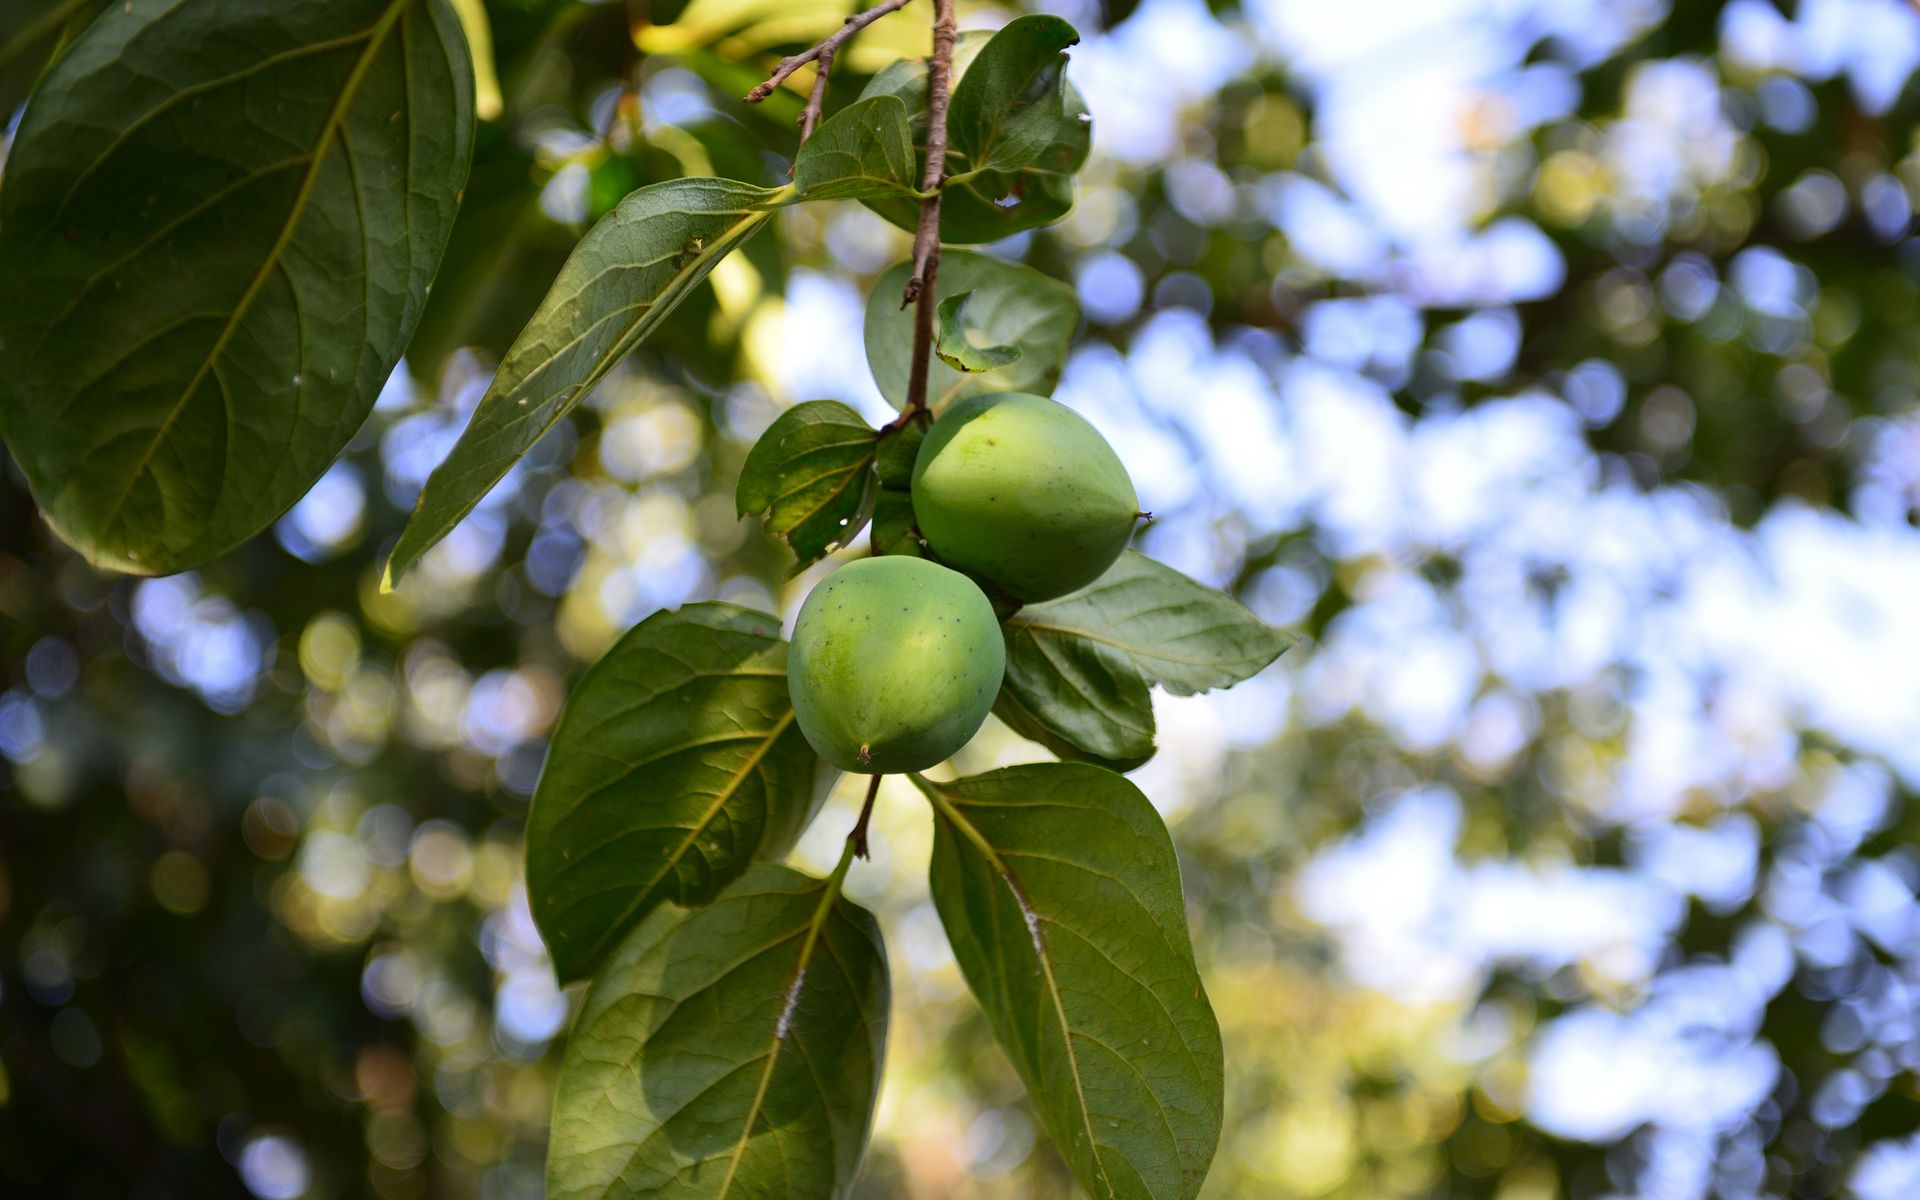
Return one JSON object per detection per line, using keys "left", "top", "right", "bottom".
{"left": 6, "top": 0, "right": 1920, "bottom": 1197}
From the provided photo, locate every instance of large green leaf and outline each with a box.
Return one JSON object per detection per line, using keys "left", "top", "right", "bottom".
{"left": 916, "top": 764, "right": 1224, "bottom": 1200}
{"left": 998, "top": 551, "right": 1293, "bottom": 768}
{"left": 385, "top": 176, "right": 790, "bottom": 587}
{"left": 0, "top": 0, "right": 475, "bottom": 574}
{"left": 735, "top": 401, "right": 879, "bottom": 569}
{"left": 858, "top": 28, "right": 1091, "bottom": 245}
{"left": 792, "top": 95, "right": 920, "bottom": 202}
{"left": 0, "top": 0, "right": 102, "bottom": 119}
{"left": 550, "top": 862, "right": 888, "bottom": 1200}
{"left": 526, "top": 603, "right": 828, "bottom": 984}
{"left": 864, "top": 251, "right": 1078, "bottom": 412}
{"left": 945, "top": 14, "right": 1078, "bottom": 176}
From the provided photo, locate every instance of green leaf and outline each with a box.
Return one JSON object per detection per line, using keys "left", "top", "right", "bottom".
{"left": 934, "top": 292, "right": 1024, "bottom": 373}
{"left": 0, "top": 0, "right": 475, "bottom": 574}
{"left": 865, "top": 251, "right": 1078, "bottom": 412}
{"left": 0, "top": 0, "right": 102, "bottom": 119}
{"left": 998, "top": 551, "right": 1294, "bottom": 768}
{"left": 870, "top": 415, "right": 924, "bottom": 558}
{"left": 549, "top": 861, "right": 888, "bottom": 1200}
{"left": 916, "top": 764, "right": 1224, "bottom": 1200}
{"left": 736, "top": 401, "right": 880, "bottom": 568}
{"left": 792, "top": 94, "right": 920, "bottom": 202}
{"left": 858, "top": 34, "right": 1091, "bottom": 244}
{"left": 385, "top": 176, "right": 790, "bottom": 588}
{"left": 526, "top": 603, "right": 828, "bottom": 984}
{"left": 946, "top": 15, "right": 1079, "bottom": 176}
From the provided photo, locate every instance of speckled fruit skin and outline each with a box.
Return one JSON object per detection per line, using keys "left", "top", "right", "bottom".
{"left": 788, "top": 556, "right": 1006, "bottom": 773}
{"left": 911, "top": 393, "right": 1139, "bottom": 602}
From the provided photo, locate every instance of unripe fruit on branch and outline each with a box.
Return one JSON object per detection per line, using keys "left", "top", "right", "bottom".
{"left": 788, "top": 556, "right": 1005, "bottom": 773}
{"left": 910, "top": 392, "right": 1140, "bottom": 602}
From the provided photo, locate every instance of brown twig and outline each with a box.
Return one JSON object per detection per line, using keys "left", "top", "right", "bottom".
{"left": 744, "top": 0, "right": 916, "bottom": 106}
{"left": 896, "top": 0, "right": 957, "bottom": 422}
{"left": 796, "top": 45, "right": 837, "bottom": 144}
{"left": 849, "top": 773, "right": 885, "bottom": 859}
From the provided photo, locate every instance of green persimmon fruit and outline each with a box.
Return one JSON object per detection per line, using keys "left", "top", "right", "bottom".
{"left": 911, "top": 392, "right": 1140, "bottom": 602}
{"left": 788, "top": 556, "right": 1005, "bottom": 773}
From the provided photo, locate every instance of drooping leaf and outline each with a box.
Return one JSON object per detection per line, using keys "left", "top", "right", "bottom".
{"left": 992, "top": 658, "right": 1154, "bottom": 772}
{"left": 736, "top": 401, "right": 880, "bottom": 568}
{"left": 793, "top": 94, "right": 920, "bottom": 201}
{"left": 998, "top": 551, "right": 1294, "bottom": 768}
{"left": 386, "top": 176, "right": 790, "bottom": 587}
{"left": 865, "top": 251, "right": 1078, "bottom": 412}
{"left": 526, "top": 603, "right": 828, "bottom": 984}
{"left": 0, "top": 0, "right": 102, "bottom": 119}
{"left": 859, "top": 32, "right": 1091, "bottom": 245}
{"left": 934, "top": 292, "right": 1024, "bottom": 373}
{"left": 945, "top": 15, "right": 1078, "bottom": 176}
{"left": 917, "top": 764, "right": 1224, "bottom": 1200}
{"left": 0, "top": 0, "right": 475, "bottom": 574}
{"left": 549, "top": 862, "right": 888, "bottom": 1200}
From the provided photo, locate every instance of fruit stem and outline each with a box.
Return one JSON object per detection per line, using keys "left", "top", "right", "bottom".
{"left": 849, "top": 773, "right": 886, "bottom": 859}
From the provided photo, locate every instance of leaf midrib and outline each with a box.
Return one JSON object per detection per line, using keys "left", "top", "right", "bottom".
{"left": 568, "top": 709, "right": 797, "bottom": 974}
{"left": 926, "top": 781, "right": 1119, "bottom": 1199}
{"left": 714, "top": 875, "right": 844, "bottom": 1197}
{"left": 90, "top": 0, "right": 414, "bottom": 541}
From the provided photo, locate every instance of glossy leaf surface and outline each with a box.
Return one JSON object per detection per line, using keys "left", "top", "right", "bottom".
{"left": 920, "top": 764, "right": 1224, "bottom": 1200}
{"left": 386, "top": 177, "right": 787, "bottom": 586}
{"left": 865, "top": 251, "right": 1077, "bottom": 412}
{"left": 997, "top": 552, "right": 1293, "bottom": 768}
{"left": 549, "top": 863, "right": 888, "bottom": 1200}
{"left": 0, "top": 0, "right": 474, "bottom": 573}
{"left": 527, "top": 604, "right": 825, "bottom": 983}
{"left": 736, "top": 400, "right": 879, "bottom": 568}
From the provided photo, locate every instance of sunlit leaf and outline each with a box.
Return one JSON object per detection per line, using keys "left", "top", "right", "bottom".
{"left": 0, "top": 0, "right": 475, "bottom": 574}
{"left": 447, "top": 0, "right": 501, "bottom": 120}
{"left": 386, "top": 177, "right": 790, "bottom": 587}
{"left": 997, "top": 551, "right": 1293, "bottom": 768}
{"left": 526, "top": 604, "right": 828, "bottom": 984}
{"left": 736, "top": 401, "right": 880, "bottom": 568}
{"left": 946, "top": 15, "right": 1078, "bottom": 176}
{"left": 793, "top": 95, "right": 920, "bottom": 201}
{"left": 934, "top": 291, "right": 1024, "bottom": 373}
{"left": 865, "top": 251, "right": 1078, "bottom": 412}
{"left": 550, "top": 862, "right": 888, "bottom": 1200}
{"left": 918, "top": 764, "right": 1224, "bottom": 1200}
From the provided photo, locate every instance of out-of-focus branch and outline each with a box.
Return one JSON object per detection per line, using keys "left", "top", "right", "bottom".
{"left": 743, "top": 0, "right": 917, "bottom": 119}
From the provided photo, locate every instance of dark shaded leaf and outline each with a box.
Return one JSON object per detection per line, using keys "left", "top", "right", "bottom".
{"left": 736, "top": 401, "right": 880, "bottom": 568}
{"left": 0, "top": 0, "right": 475, "bottom": 573}
{"left": 386, "top": 176, "right": 789, "bottom": 587}
{"left": 793, "top": 94, "right": 920, "bottom": 201}
{"left": 526, "top": 603, "right": 828, "bottom": 983}
{"left": 549, "top": 862, "right": 888, "bottom": 1200}
{"left": 858, "top": 34, "right": 1091, "bottom": 245}
{"left": 934, "top": 291, "right": 1024, "bottom": 373}
{"left": 918, "top": 764, "right": 1224, "bottom": 1200}
{"left": 865, "top": 251, "right": 1078, "bottom": 412}
{"left": 870, "top": 415, "right": 924, "bottom": 558}
{"left": 0, "top": 0, "right": 103, "bottom": 119}
{"left": 999, "top": 552, "right": 1293, "bottom": 768}
{"left": 946, "top": 15, "right": 1078, "bottom": 176}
